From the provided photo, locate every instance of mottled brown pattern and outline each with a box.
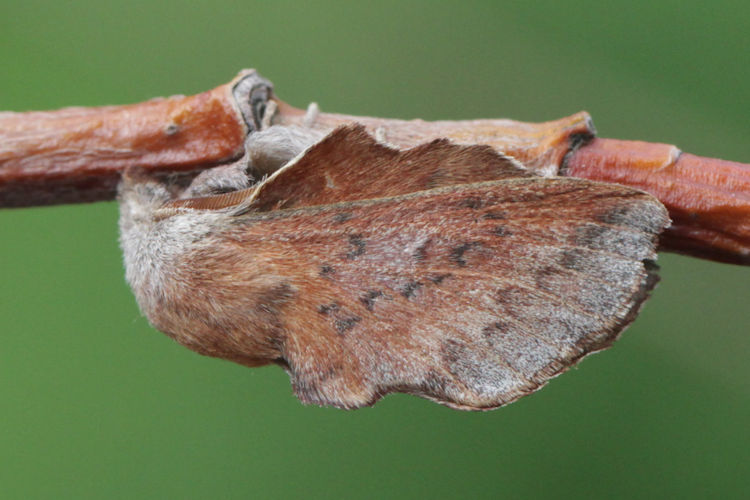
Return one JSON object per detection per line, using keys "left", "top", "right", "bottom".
{"left": 119, "top": 125, "right": 669, "bottom": 410}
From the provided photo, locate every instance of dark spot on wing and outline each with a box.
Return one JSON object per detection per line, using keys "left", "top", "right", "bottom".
{"left": 450, "top": 242, "right": 477, "bottom": 267}
{"left": 401, "top": 280, "right": 423, "bottom": 299}
{"left": 482, "top": 210, "right": 507, "bottom": 220}
{"left": 428, "top": 273, "right": 451, "bottom": 285}
{"left": 333, "top": 212, "right": 353, "bottom": 223}
{"left": 335, "top": 316, "right": 361, "bottom": 334}
{"left": 413, "top": 239, "right": 431, "bottom": 261}
{"left": 318, "top": 303, "right": 340, "bottom": 315}
{"left": 360, "top": 290, "right": 383, "bottom": 311}
{"left": 458, "top": 197, "right": 484, "bottom": 209}
{"left": 492, "top": 225, "right": 510, "bottom": 237}
{"left": 346, "top": 234, "right": 366, "bottom": 260}
{"left": 319, "top": 264, "right": 335, "bottom": 277}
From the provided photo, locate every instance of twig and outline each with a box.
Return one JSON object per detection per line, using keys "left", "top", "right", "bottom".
{"left": 0, "top": 70, "right": 747, "bottom": 264}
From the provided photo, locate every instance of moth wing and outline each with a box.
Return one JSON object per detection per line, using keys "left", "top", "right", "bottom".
{"left": 247, "top": 124, "right": 532, "bottom": 210}
{"left": 163, "top": 125, "right": 531, "bottom": 213}
{"left": 151, "top": 126, "right": 668, "bottom": 409}
{"left": 211, "top": 177, "right": 668, "bottom": 410}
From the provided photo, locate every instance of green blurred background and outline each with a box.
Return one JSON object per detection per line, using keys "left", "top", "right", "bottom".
{"left": 1, "top": 1, "right": 748, "bottom": 498}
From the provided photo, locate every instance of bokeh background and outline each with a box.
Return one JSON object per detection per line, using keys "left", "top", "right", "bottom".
{"left": 1, "top": 1, "right": 748, "bottom": 498}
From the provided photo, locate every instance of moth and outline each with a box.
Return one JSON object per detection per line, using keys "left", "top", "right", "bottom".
{"left": 119, "top": 124, "right": 669, "bottom": 410}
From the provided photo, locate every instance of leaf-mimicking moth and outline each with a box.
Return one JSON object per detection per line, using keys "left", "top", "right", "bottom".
{"left": 118, "top": 124, "right": 669, "bottom": 410}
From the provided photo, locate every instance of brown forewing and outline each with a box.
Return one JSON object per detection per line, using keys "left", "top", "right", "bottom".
{"left": 247, "top": 125, "right": 532, "bottom": 210}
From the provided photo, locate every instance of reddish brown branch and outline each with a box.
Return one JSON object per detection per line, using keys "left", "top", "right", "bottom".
{"left": 0, "top": 70, "right": 747, "bottom": 264}
{"left": 566, "top": 139, "right": 749, "bottom": 264}
{"left": 0, "top": 79, "right": 247, "bottom": 206}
